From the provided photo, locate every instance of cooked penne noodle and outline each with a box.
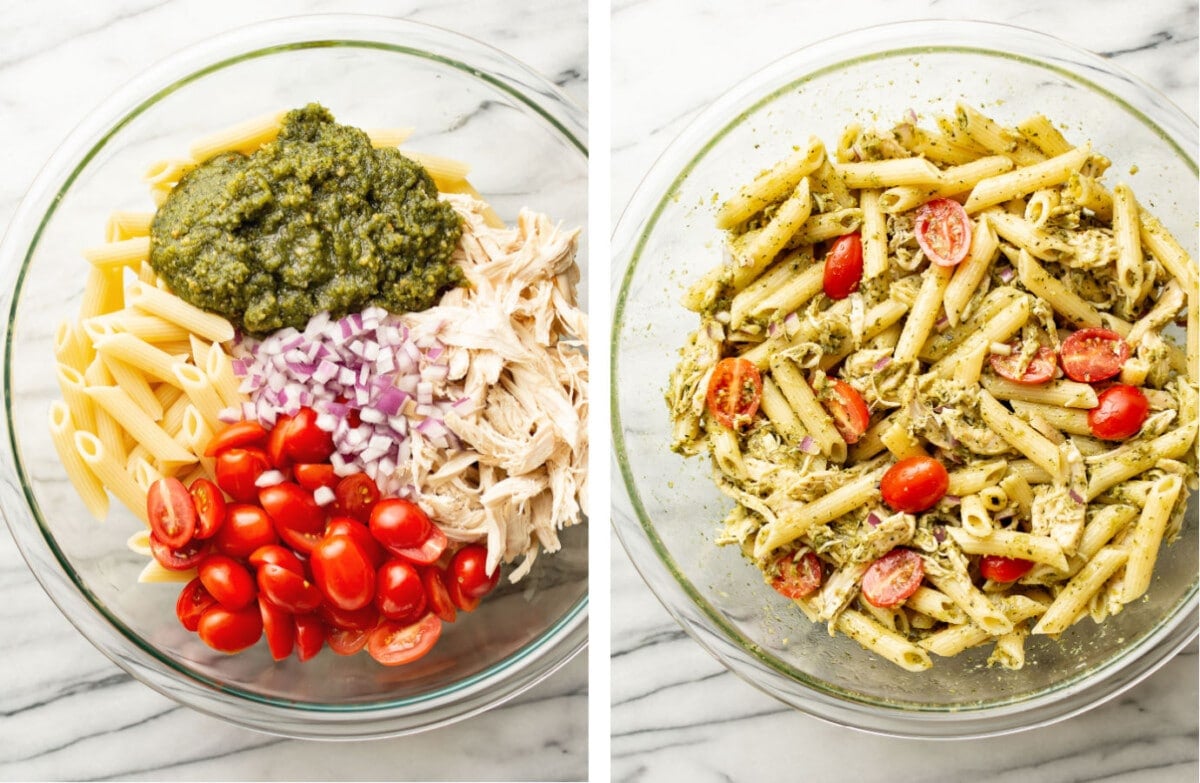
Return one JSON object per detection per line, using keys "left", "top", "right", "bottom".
{"left": 84, "top": 385, "right": 196, "bottom": 465}
{"left": 1032, "top": 546, "right": 1128, "bottom": 635}
{"left": 125, "top": 281, "right": 235, "bottom": 343}
{"left": 48, "top": 402, "right": 108, "bottom": 521}
{"left": 1114, "top": 474, "right": 1183, "bottom": 603}
{"left": 964, "top": 143, "right": 1090, "bottom": 213}
{"left": 753, "top": 469, "right": 883, "bottom": 557}
{"left": 715, "top": 136, "right": 825, "bottom": 229}
{"left": 74, "top": 431, "right": 148, "bottom": 526}
{"left": 189, "top": 108, "right": 286, "bottom": 162}
{"left": 982, "top": 376, "right": 1099, "bottom": 409}
{"left": 82, "top": 236, "right": 151, "bottom": 272}
{"left": 104, "top": 211, "right": 155, "bottom": 242}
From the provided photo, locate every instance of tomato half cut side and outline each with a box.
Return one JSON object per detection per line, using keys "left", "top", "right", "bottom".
{"left": 770, "top": 551, "right": 823, "bottom": 599}
{"left": 328, "top": 627, "right": 370, "bottom": 656}
{"left": 147, "top": 477, "right": 197, "bottom": 549}
{"left": 188, "top": 478, "right": 226, "bottom": 540}
{"left": 333, "top": 474, "right": 381, "bottom": 522}
{"left": 367, "top": 614, "right": 442, "bottom": 666}
{"left": 150, "top": 534, "right": 210, "bottom": 572}
{"left": 1060, "top": 328, "right": 1129, "bottom": 383}
{"left": 176, "top": 577, "right": 216, "bottom": 632}
{"left": 822, "top": 380, "right": 870, "bottom": 445}
{"left": 880, "top": 456, "right": 949, "bottom": 513}
{"left": 988, "top": 345, "right": 1056, "bottom": 385}
{"left": 705, "top": 357, "right": 763, "bottom": 430}
{"left": 822, "top": 232, "right": 864, "bottom": 300}
{"left": 979, "top": 555, "right": 1034, "bottom": 583}
{"left": 915, "top": 198, "right": 972, "bottom": 267}
{"left": 203, "top": 420, "right": 268, "bottom": 458}
{"left": 862, "top": 548, "right": 925, "bottom": 608}
{"left": 1088, "top": 384, "right": 1149, "bottom": 440}
{"left": 392, "top": 524, "right": 448, "bottom": 566}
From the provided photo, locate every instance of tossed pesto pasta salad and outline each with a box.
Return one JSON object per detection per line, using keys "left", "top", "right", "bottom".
{"left": 667, "top": 104, "right": 1197, "bottom": 672}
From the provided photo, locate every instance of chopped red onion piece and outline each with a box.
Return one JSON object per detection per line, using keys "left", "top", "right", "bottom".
{"left": 933, "top": 525, "right": 947, "bottom": 543}
{"left": 997, "top": 265, "right": 1015, "bottom": 283}
{"left": 873, "top": 356, "right": 892, "bottom": 371}
{"left": 942, "top": 494, "right": 961, "bottom": 506}
{"left": 217, "top": 406, "right": 242, "bottom": 424}
{"left": 799, "top": 435, "right": 817, "bottom": 454}
{"left": 865, "top": 512, "right": 881, "bottom": 527}
{"left": 254, "top": 470, "right": 285, "bottom": 488}
{"left": 1069, "top": 489, "right": 1085, "bottom": 504}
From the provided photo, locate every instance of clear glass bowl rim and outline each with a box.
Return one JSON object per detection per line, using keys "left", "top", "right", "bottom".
{"left": 0, "top": 13, "right": 588, "bottom": 739}
{"left": 611, "top": 18, "right": 1198, "bottom": 739}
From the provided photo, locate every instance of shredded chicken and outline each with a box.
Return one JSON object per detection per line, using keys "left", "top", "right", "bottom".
{"left": 399, "top": 195, "right": 587, "bottom": 582}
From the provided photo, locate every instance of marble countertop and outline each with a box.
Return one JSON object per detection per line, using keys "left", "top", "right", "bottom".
{"left": 0, "top": 0, "right": 587, "bottom": 780}
{"left": 610, "top": 1, "right": 1198, "bottom": 782}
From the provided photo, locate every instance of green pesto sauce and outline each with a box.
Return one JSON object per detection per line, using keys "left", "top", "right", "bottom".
{"left": 149, "top": 103, "right": 463, "bottom": 336}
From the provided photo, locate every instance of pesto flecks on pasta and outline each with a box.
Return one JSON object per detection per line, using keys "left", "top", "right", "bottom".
{"left": 668, "top": 104, "right": 1197, "bottom": 671}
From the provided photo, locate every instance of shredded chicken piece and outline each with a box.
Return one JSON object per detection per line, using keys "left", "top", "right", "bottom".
{"left": 399, "top": 195, "right": 586, "bottom": 582}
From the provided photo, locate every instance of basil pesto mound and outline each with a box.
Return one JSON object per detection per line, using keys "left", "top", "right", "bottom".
{"left": 149, "top": 103, "right": 464, "bottom": 336}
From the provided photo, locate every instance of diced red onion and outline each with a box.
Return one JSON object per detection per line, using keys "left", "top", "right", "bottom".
{"left": 997, "top": 265, "right": 1015, "bottom": 283}
{"left": 942, "top": 494, "right": 961, "bottom": 506}
{"left": 933, "top": 525, "right": 947, "bottom": 543}
{"left": 255, "top": 470, "right": 285, "bottom": 488}
{"left": 217, "top": 406, "right": 242, "bottom": 423}
{"left": 799, "top": 435, "right": 817, "bottom": 454}
{"left": 865, "top": 512, "right": 881, "bottom": 527}
{"left": 873, "top": 356, "right": 892, "bottom": 371}
{"left": 1069, "top": 489, "right": 1085, "bottom": 504}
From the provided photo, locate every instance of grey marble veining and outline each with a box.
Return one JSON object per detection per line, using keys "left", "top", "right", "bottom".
{"left": 0, "top": 0, "right": 587, "bottom": 780}
{"left": 611, "top": 1, "right": 1198, "bottom": 781}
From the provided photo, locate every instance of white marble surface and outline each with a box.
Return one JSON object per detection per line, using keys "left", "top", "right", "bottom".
{"left": 0, "top": 0, "right": 587, "bottom": 780}
{"left": 610, "top": 1, "right": 1198, "bottom": 781}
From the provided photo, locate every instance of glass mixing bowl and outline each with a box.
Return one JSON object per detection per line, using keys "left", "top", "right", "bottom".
{"left": 0, "top": 14, "right": 587, "bottom": 739}
{"left": 611, "top": 20, "right": 1196, "bottom": 738}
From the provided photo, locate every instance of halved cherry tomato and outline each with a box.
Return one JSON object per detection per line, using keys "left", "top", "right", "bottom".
{"left": 215, "top": 504, "right": 278, "bottom": 559}
{"left": 318, "top": 601, "right": 380, "bottom": 632}
{"left": 705, "top": 357, "right": 763, "bottom": 430}
{"left": 258, "top": 482, "right": 326, "bottom": 554}
{"left": 214, "top": 447, "right": 271, "bottom": 503}
{"left": 283, "top": 407, "right": 335, "bottom": 464}
{"left": 979, "top": 555, "right": 1034, "bottom": 583}
{"left": 334, "top": 474, "right": 381, "bottom": 522}
{"left": 197, "top": 604, "right": 263, "bottom": 653}
{"left": 422, "top": 566, "right": 457, "bottom": 623}
{"left": 293, "top": 613, "right": 326, "bottom": 662}
{"left": 880, "top": 456, "right": 949, "bottom": 513}
{"left": 311, "top": 534, "right": 377, "bottom": 611}
{"left": 266, "top": 413, "right": 294, "bottom": 468}
{"left": 147, "top": 477, "right": 196, "bottom": 549}
{"left": 376, "top": 559, "right": 428, "bottom": 622}
{"left": 257, "top": 563, "right": 322, "bottom": 614}
{"left": 203, "top": 420, "right": 268, "bottom": 457}
{"left": 369, "top": 498, "right": 433, "bottom": 551}
{"left": 367, "top": 614, "right": 442, "bottom": 666}
{"left": 1060, "top": 328, "right": 1129, "bottom": 383}
{"left": 1088, "top": 384, "right": 1149, "bottom": 440}
{"left": 259, "top": 596, "right": 295, "bottom": 661}
{"left": 822, "top": 232, "right": 863, "bottom": 300}
{"left": 861, "top": 548, "right": 925, "bottom": 608}
{"left": 293, "top": 463, "right": 338, "bottom": 492}
{"left": 248, "top": 544, "right": 305, "bottom": 576}
{"left": 150, "top": 533, "right": 209, "bottom": 571}
{"left": 449, "top": 544, "right": 500, "bottom": 600}
{"left": 327, "top": 627, "right": 370, "bottom": 656}
{"left": 769, "top": 551, "right": 823, "bottom": 599}
{"left": 392, "top": 525, "right": 448, "bottom": 566}
{"left": 821, "top": 379, "right": 870, "bottom": 445}
{"left": 176, "top": 577, "right": 216, "bottom": 632}
{"left": 188, "top": 478, "right": 226, "bottom": 540}
{"left": 326, "top": 517, "right": 385, "bottom": 567}
{"left": 198, "top": 554, "right": 257, "bottom": 611}
{"left": 915, "top": 198, "right": 972, "bottom": 267}
{"left": 989, "top": 344, "right": 1056, "bottom": 385}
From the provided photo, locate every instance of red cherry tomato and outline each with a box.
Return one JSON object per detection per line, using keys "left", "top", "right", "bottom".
{"left": 293, "top": 463, "right": 338, "bottom": 492}
{"left": 861, "top": 548, "right": 925, "bottom": 608}
{"left": 248, "top": 544, "right": 305, "bottom": 576}
{"left": 822, "top": 232, "right": 864, "bottom": 300}
{"left": 422, "top": 566, "right": 457, "bottom": 623}
{"left": 266, "top": 413, "right": 294, "bottom": 468}
{"left": 283, "top": 407, "right": 335, "bottom": 464}
{"left": 334, "top": 473, "right": 381, "bottom": 522}
{"left": 203, "top": 420, "right": 268, "bottom": 458}
{"left": 293, "top": 613, "right": 326, "bottom": 662}
{"left": 188, "top": 478, "right": 226, "bottom": 540}
{"left": 1088, "top": 384, "right": 1150, "bottom": 440}
{"left": 258, "top": 482, "right": 327, "bottom": 555}
{"left": 392, "top": 525, "right": 448, "bottom": 566}
{"left": 257, "top": 563, "right": 322, "bottom": 614}
{"left": 1060, "top": 328, "right": 1129, "bottom": 383}
{"left": 989, "top": 344, "right": 1057, "bottom": 385}
{"left": 146, "top": 477, "right": 196, "bottom": 549}
{"left": 214, "top": 447, "right": 271, "bottom": 503}
{"left": 979, "top": 555, "right": 1034, "bottom": 583}
{"left": 326, "top": 517, "right": 386, "bottom": 567}
{"left": 375, "top": 559, "right": 428, "bottom": 622}
{"left": 369, "top": 498, "right": 433, "bottom": 551}
{"left": 705, "top": 357, "right": 763, "bottom": 430}
{"left": 176, "top": 577, "right": 216, "bottom": 632}
{"left": 259, "top": 596, "right": 295, "bottom": 661}
{"left": 914, "top": 198, "right": 972, "bottom": 267}
{"left": 449, "top": 544, "right": 500, "bottom": 600}
{"left": 367, "top": 614, "right": 442, "bottom": 666}
{"left": 822, "top": 379, "right": 870, "bottom": 444}
{"left": 311, "top": 534, "right": 377, "bottom": 611}
{"left": 327, "top": 627, "right": 370, "bottom": 656}
{"left": 880, "top": 456, "right": 950, "bottom": 513}
{"left": 318, "top": 601, "right": 380, "bottom": 632}
{"left": 198, "top": 554, "right": 257, "bottom": 611}
{"left": 215, "top": 504, "right": 278, "bottom": 559}
{"left": 769, "top": 551, "right": 823, "bottom": 599}
{"left": 197, "top": 604, "right": 263, "bottom": 653}
{"left": 150, "top": 533, "right": 210, "bottom": 571}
